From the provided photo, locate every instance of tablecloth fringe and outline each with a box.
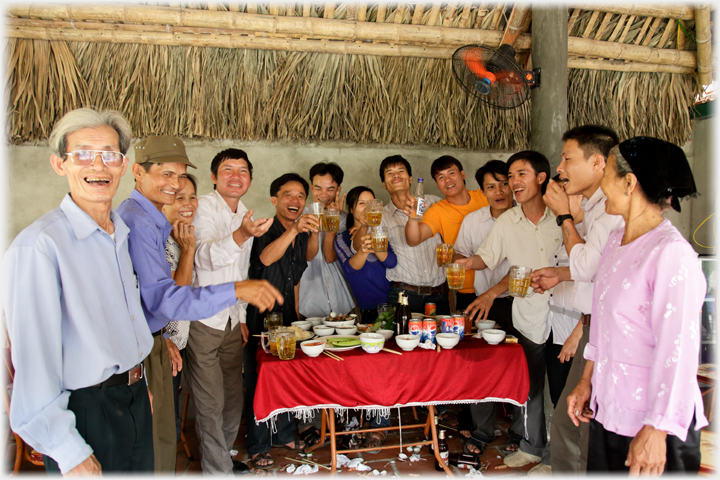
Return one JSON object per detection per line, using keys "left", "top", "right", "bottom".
{"left": 255, "top": 398, "right": 527, "bottom": 425}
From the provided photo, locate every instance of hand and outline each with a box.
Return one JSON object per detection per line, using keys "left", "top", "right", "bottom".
{"left": 294, "top": 214, "right": 320, "bottom": 234}
{"left": 558, "top": 331, "right": 580, "bottom": 363}
{"left": 568, "top": 194, "right": 584, "bottom": 223}
{"left": 453, "top": 256, "right": 475, "bottom": 270}
{"left": 240, "top": 323, "right": 249, "bottom": 346}
{"left": 359, "top": 235, "right": 373, "bottom": 254}
{"left": 348, "top": 226, "right": 360, "bottom": 242}
{"left": 566, "top": 380, "right": 594, "bottom": 426}
{"left": 325, "top": 187, "right": 347, "bottom": 213}
{"left": 402, "top": 195, "right": 417, "bottom": 217}
{"left": 165, "top": 338, "right": 182, "bottom": 376}
{"left": 235, "top": 280, "right": 284, "bottom": 313}
{"left": 543, "top": 179, "right": 571, "bottom": 217}
{"left": 172, "top": 220, "right": 196, "bottom": 253}
{"left": 238, "top": 210, "right": 274, "bottom": 239}
{"left": 530, "top": 267, "right": 561, "bottom": 293}
{"left": 626, "top": 425, "right": 667, "bottom": 476}
{"left": 64, "top": 454, "right": 101, "bottom": 476}
{"left": 465, "top": 291, "right": 497, "bottom": 321}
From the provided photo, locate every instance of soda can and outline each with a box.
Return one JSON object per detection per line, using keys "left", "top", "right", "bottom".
{"left": 452, "top": 314, "right": 465, "bottom": 340}
{"left": 423, "top": 318, "right": 437, "bottom": 344}
{"left": 438, "top": 315, "right": 454, "bottom": 334}
{"left": 409, "top": 319, "right": 423, "bottom": 337}
{"left": 425, "top": 302, "right": 437, "bottom": 317}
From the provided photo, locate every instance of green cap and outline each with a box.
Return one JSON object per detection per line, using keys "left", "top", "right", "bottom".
{"left": 134, "top": 135, "right": 196, "bottom": 168}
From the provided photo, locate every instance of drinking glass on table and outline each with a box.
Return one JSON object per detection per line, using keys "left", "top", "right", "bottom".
{"left": 508, "top": 265, "right": 534, "bottom": 297}
{"left": 262, "top": 327, "right": 288, "bottom": 356}
{"left": 366, "top": 199, "right": 383, "bottom": 227}
{"left": 370, "top": 226, "right": 388, "bottom": 253}
{"left": 308, "top": 202, "right": 324, "bottom": 231}
{"left": 276, "top": 329, "right": 296, "bottom": 360}
{"left": 446, "top": 263, "right": 465, "bottom": 290}
{"left": 264, "top": 312, "right": 283, "bottom": 331}
{"left": 436, "top": 243, "right": 454, "bottom": 267}
{"left": 323, "top": 207, "right": 340, "bottom": 232}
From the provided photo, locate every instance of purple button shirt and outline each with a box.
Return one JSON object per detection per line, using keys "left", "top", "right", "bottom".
{"left": 584, "top": 219, "right": 708, "bottom": 440}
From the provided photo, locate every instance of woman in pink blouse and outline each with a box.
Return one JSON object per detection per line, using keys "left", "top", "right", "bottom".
{"left": 566, "top": 137, "right": 707, "bottom": 475}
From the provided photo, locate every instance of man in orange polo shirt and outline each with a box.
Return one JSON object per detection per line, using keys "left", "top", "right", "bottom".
{"left": 404, "top": 155, "right": 488, "bottom": 311}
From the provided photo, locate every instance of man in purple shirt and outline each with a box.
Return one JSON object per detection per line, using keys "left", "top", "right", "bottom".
{"left": 117, "top": 136, "right": 282, "bottom": 472}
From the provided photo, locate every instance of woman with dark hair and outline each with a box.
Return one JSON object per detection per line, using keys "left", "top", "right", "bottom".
{"left": 567, "top": 137, "right": 707, "bottom": 474}
{"left": 334, "top": 186, "right": 397, "bottom": 323}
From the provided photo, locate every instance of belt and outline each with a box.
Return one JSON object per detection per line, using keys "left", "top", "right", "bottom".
{"left": 92, "top": 364, "right": 144, "bottom": 388}
{"left": 152, "top": 326, "right": 166, "bottom": 337}
{"left": 391, "top": 282, "right": 448, "bottom": 295}
{"left": 549, "top": 304, "right": 582, "bottom": 320}
{"left": 581, "top": 314, "right": 591, "bottom": 327}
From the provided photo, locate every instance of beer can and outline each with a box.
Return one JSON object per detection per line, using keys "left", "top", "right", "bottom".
{"left": 438, "top": 315, "right": 454, "bottom": 334}
{"left": 425, "top": 302, "right": 437, "bottom": 317}
{"left": 452, "top": 314, "right": 465, "bottom": 340}
{"left": 423, "top": 318, "right": 437, "bottom": 344}
{"left": 409, "top": 319, "right": 423, "bottom": 337}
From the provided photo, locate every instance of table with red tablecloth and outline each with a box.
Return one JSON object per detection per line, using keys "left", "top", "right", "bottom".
{"left": 254, "top": 335, "right": 529, "bottom": 423}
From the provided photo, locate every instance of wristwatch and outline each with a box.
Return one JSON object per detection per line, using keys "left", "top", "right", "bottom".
{"left": 556, "top": 214, "right": 574, "bottom": 226}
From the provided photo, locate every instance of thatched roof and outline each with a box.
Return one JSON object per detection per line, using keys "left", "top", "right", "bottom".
{"left": 4, "top": 3, "right": 711, "bottom": 149}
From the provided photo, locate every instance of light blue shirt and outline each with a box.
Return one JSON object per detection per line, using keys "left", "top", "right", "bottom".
{"left": 117, "top": 189, "right": 238, "bottom": 333}
{"left": 1, "top": 194, "right": 154, "bottom": 474}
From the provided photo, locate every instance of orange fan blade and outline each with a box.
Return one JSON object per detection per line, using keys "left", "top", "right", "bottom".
{"left": 462, "top": 49, "right": 496, "bottom": 84}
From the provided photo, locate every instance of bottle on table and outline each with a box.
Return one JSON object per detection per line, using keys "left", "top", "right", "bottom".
{"left": 394, "top": 292, "right": 411, "bottom": 336}
{"left": 434, "top": 429, "right": 449, "bottom": 471}
{"left": 412, "top": 178, "right": 426, "bottom": 221}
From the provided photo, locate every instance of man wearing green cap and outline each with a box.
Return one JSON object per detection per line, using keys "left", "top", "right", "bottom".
{"left": 117, "top": 135, "right": 283, "bottom": 472}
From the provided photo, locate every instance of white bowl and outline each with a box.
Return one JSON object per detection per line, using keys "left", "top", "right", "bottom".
{"left": 475, "top": 319, "right": 496, "bottom": 331}
{"left": 300, "top": 338, "right": 327, "bottom": 357}
{"left": 305, "top": 317, "right": 324, "bottom": 327}
{"left": 313, "top": 325, "right": 334, "bottom": 336}
{"left": 377, "top": 329, "right": 394, "bottom": 340}
{"left": 395, "top": 334, "right": 420, "bottom": 351}
{"left": 411, "top": 313, "right": 425, "bottom": 320}
{"left": 482, "top": 329, "right": 506, "bottom": 345}
{"left": 436, "top": 333, "right": 460, "bottom": 349}
{"left": 291, "top": 320, "right": 312, "bottom": 331}
{"left": 323, "top": 318, "right": 356, "bottom": 328}
{"left": 359, "top": 332, "right": 385, "bottom": 354}
{"left": 334, "top": 326, "right": 357, "bottom": 336}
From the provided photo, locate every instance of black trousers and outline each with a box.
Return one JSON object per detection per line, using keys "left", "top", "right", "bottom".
{"left": 44, "top": 378, "right": 154, "bottom": 473}
{"left": 544, "top": 330, "right": 573, "bottom": 408}
{"left": 588, "top": 415, "right": 701, "bottom": 472}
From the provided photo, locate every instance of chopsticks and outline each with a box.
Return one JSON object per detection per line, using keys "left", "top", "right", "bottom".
{"left": 323, "top": 350, "right": 344, "bottom": 361}
{"left": 382, "top": 347, "right": 402, "bottom": 355}
{"left": 284, "top": 457, "right": 331, "bottom": 471}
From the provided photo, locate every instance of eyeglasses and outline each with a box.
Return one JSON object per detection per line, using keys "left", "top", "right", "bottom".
{"left": 63, "top": 150, "right": 126, "bottom": 167}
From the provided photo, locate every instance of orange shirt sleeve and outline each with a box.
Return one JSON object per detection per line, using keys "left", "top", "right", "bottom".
{"left": 421, "top": 203, "right": 444, "bottom": 240}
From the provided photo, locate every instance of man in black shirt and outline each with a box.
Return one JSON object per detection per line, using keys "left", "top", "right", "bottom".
{"left": 244, "top": 173, "right": 319, "bottom": 469}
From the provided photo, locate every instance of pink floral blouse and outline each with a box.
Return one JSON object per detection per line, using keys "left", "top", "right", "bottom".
{"left": 584, "top": 219, "right": 708, "bottom": 441}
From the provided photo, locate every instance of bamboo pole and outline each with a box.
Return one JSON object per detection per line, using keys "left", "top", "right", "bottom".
{"left": 357, "top": 2, "right": 367, "bottom": 22}
{"left": 500, "top": 3, "right": 529, "bottom": 47}
{"left": 607, "top": 14, "right": 627, "bottom": 43}
{"left": 617, "top": 15, "right": 636, "bottom": 43}
{"left": 641, "top": 17, "right": 663, "bottom": 46}
{"left": 593, "top": 12, "right": 614, "bottom": 41}
{"left": 427, "top": 1, "right": 442, "bottom": 26}
{"left": 489, "top": 3, "right": 506, "bottom": 31}
{"left": 303, "top": 2, "right": 311, "bottom": 17}
{"left": 443, "top": 1, "right": 458, "bottom": 27}
{"left": 459, "top": 2, "right": 473, "bottom": 28}
{"left": 324, "top": 2, "right": 335, "bottom": 19}
{"left": 412, "top": 2, "right": 425, "bottom": 25}
{"left": 473, "top": 3, "right": 489, "bottom": 29}
{"left": 633, "top": 17, "right": 654, "bottom": 45}
{"left": 6, "top": 6, "right": 698, "bottom": 67}
{"left": 394, "top": 3, "right": 405, "bottom": 24}
{"left": 5, "top": 23, "right": 697, "bottom": 73}
{"left": 572, "top": 4, "right": 694, "bottom": 21}
{"left": 377, "top": 3, "right": 386, "bottom": 23}
{"left": 582, "top": 11, "right": 601, "bottom": 38}
{"left": 657, "top": 18, "right": 676, "bottom": 49}
{"left": 695, "top": 4, "right": 713, "bottom": 85}
{"left": 567, "top": 8, "right": 582, "bottom": 34}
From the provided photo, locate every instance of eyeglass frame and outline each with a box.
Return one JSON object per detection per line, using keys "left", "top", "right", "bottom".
{"left": 63, "top": 149, "right": 127, "bottom": 167}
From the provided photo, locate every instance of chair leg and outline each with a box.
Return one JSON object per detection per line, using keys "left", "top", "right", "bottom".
{"left": 412, "top": 406, "right": 418, "bottom": 420}
{"left": 13, "top": 433, "right": 23, "bottom": 473}
{"left": 180, "top": 431, "right": 193, "bottom": 459}
{"left": 181, "top": 389, "right": 190, "bottom": 432}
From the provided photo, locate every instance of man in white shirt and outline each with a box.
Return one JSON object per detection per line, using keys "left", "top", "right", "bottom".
{"left": 456, "top": 151, "right": 562, "bottom": 468}
{"left": 299, "top": 162, "right": 355, "bottom": 317}
{"left": 530, "top": 125, "right": 622, "bottom": 474}
{"left": 189, "top": 149, "right": 274, "bottom": 474}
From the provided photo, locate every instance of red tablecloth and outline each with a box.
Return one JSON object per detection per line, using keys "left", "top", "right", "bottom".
{"left": 254, "top": 336, "right": 529, "bottom": 423}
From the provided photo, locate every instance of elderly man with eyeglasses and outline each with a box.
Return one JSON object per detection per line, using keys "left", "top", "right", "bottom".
{"left": 1, "top": 108, "right": 155, "bottom": 474}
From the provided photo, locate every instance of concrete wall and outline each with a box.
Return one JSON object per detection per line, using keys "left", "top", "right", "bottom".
{"left": 1, "top": 141, "right": 513, "bottom": 247}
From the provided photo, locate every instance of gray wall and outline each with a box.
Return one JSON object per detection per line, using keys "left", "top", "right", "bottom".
{"left": 2, "top": 140, "right": 512, "bottom": 247}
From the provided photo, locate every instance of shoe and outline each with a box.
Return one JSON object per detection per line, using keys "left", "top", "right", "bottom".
{"left": 503, "top": 450, "right": 542, "bottom": 467}
{"left": 232, "top": 459, "right": 251, "bottom": 475}
{"left": 527, "top": 463, "right": 552, "bottom": 476}
{"left": 251, "top": 451, "right": 274, "bottom": 470}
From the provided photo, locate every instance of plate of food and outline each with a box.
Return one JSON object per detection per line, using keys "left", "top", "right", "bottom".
{"left": 323, "top": 313, "right": 358, "bottom": 328}
{"left": 287, "top": 325, "right": 315, "bottom": 343}
{"left": 323, "top": 335, "right": 362, "bottom": 352}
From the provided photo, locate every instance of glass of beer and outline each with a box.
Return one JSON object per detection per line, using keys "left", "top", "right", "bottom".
{"left": 323, "top": 207, "right": 340, "bottom": 232}
{"left": 264, "top": 312, "right": 283, "bottom": 331}
{"left": 436, "top": 243, "right": 454, "bottom": 267}
{"left": 509, "top": 265, "right": 534, "bottom": 297}
{"left": 308, "top": 202, "right": 324, "bottom": 231}
{"left": 261, "top": 328, "right": 283, "bottom": 356}
{"left": 366, "top": 200, "right": 383, "bottom": 227}
{"left": 370, "top": 226, "right": 389, "bottom": 253}
{"left": 276, "top": 329, "right": 296, "bottom": 360}
{"left": 446, "top": 263, "right": 465, "bottom": 290}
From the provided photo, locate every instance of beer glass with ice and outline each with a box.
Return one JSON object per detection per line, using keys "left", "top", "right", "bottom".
{"left": 370, "top": 226, "right": 389, "bottom": 253}
{"left": 509, "top": 265, "right": 533, "bottom": 297}
{"left": 446, "top": 263, "right": 465, "bottom": 290}
{"left": 366, "top": 199, "right": 383, "bottom": 227}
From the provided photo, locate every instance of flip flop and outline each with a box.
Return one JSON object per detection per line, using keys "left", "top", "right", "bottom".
{"left": 364, "top": 431, "right": 387, "bottom": 454}
{"left": 463, "top": 438, "right": 485, "bottom": 456}
{"left": 251, "top": 451, "right": 274, "bottom": 470}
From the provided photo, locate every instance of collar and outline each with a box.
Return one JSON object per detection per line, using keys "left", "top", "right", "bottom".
{"left": 210, "top": 189, "right": 247, "bottom": 215}
{"left": 386, "top": 198, "right": 405, "bottom": 218}
{"left": 584, "top": 187, "right": 606, "bottom": 213}
{"left": 60, "top": 194, "right": 129, "bottom": 242}
{"left": 475, "top": 205, "right": 493, "bottom": 223}
{"left": 130, "top": 189, "right": 171, "bottom": 230}
{"left": 509, "top": 205, "right": 554, "bottom": 224}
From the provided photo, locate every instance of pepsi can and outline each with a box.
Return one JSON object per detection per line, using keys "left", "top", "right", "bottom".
{"left": 452, "top": 314, "right": 465, "bottom": 340}
{"left": 438, "top": 316, "right": 454, "bottom": 334}
{"left": 423, "top": 318, "right": 437, "bottom": 344}
{"left": 409, "top": 319, "right": 422, "bottom": 338}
